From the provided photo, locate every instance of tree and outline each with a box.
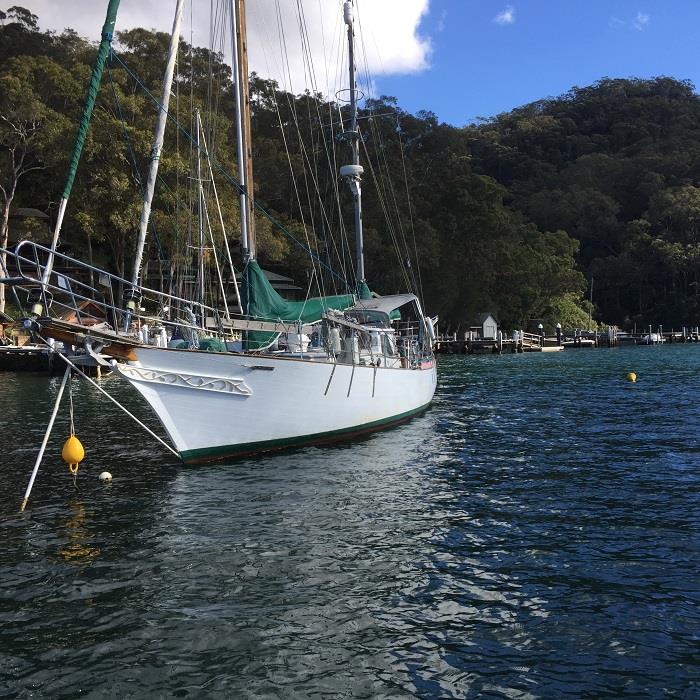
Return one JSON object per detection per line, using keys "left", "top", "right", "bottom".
{"left": 0, "top": 15, "right": 635, "bottom": 327}
{"left": 3, "top": 6, "right": 38, "bottom": 30}
{"left": 0, "top": 56, "right": 71, "bottom": 312}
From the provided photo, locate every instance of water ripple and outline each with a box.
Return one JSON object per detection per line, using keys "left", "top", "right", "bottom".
{"left": 1, "top": 347, "right": 700, "bottom": 697}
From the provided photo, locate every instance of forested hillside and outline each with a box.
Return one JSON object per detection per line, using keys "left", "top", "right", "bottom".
{"left": 469, "top": 77, "right": 700, "bottom": 328}
{"left": 1, "top": 6, "right": 698, "bottom": 330}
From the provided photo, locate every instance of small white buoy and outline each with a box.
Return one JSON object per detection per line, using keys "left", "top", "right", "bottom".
{"left": 98, "top": 471, "right": 112, "bottom": 483}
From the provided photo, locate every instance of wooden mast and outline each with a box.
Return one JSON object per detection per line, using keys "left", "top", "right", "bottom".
{"left": 233, "top": 0, "right": 256, "bottom": 260}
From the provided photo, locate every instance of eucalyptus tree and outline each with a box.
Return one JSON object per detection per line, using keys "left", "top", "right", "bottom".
{"left": 0, "top": 55, "right": 71, "bottom": 312}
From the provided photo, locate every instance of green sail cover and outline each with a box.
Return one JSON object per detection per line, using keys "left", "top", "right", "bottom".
{"left": 242, "top": 260, "right": 356, "bottom": 350}
{"left": 358, "top": 280, "right": 372, "bottom": 300}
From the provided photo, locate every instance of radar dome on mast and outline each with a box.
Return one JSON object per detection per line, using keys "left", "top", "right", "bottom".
{"left": 340, "top": 164, "right": 364, "bottom": 178}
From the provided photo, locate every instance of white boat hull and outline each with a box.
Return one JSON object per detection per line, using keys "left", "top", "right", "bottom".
{"left": 114, "top": 347, "right": 437, "bottom": 463}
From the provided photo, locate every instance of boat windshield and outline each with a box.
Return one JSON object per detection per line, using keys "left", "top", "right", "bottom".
{"left": 345, "top": 309, "right": 390, "bottom": 327}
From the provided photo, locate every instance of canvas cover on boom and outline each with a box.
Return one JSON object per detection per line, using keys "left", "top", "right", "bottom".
{"left": 242, "top": 260, "right": 362, "bottom": 349}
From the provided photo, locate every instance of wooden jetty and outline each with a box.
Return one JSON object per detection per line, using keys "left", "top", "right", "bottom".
{"left": 435, "top": 330, "right": 562, "bottom": 355}
{"left": 434, "top": 326, "right": 700, "bottom": 355}
{"left": 560, "top": 327, "right": 700, "bottom": 348}
{"left": 0, "top": 342, "right": 108, "bottom": 376}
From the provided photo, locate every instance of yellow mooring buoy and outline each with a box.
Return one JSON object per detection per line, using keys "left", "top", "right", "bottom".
{"left": 626, "top": 372, "right": 637, "bottom": 383}
{"left": 62, "top": 435, "right": 85, "bottom": 475}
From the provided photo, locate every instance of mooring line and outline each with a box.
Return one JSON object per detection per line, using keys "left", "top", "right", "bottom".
{"left": 20, "top": 366, "right": 71, "bottom": 512}
{"left": 38, "top": 338, "right": 179, "bottom": 458}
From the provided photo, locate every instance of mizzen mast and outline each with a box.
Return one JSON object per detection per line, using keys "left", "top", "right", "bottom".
{"left": 230, "top": 0, "right": 256, "bottom": 262}
{"left": 340, "top": 0, "right": 365, "bottom": 286}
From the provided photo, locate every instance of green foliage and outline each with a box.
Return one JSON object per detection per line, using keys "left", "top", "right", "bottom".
{"left": 9, "top": 15, "right": 693, "bottom": 328}
{"left": 469, "top": 76, "right": 700, "bottom": 326}
{"left": 544, "top": 293, "right": 596, "bottom": 331}
{"left": 0, "top": 51, "right": 75, "bottom": 311}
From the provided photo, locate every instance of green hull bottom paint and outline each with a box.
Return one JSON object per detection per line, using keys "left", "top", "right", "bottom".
{"left": 180, "top": 402, "right": 432, "bottom": 464}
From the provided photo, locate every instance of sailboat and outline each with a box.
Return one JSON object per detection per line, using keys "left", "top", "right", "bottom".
{"left": 4, "top": 0, "right": 437, "bottom": 463}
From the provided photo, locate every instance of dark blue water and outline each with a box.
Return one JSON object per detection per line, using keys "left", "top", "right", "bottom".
{"left": 1, "top": 346, "right": 699, "bottom": 698}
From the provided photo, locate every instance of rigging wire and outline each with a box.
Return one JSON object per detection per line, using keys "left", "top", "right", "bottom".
{"left": 108, "top": 53, "right": 338, "bottom": 284}
{"left": 173, "top": 6, "right": 181, "bottom": 300}
{"left": 358, "top": 130, "right": 414, "bottom": 294}
{"left": 184, "top": 0, "right": 196, "bottom": 309}
{"left": 354, "top": 5, "right": 416, "bottom": 294}
{"left": 396, "top": 113, "right": 425, "bottom": 302}
{"left": 271, "top": 0, "right": 323, "bottom": 298}
{"left": 30, "top": 3, "right": 424, "bottom": 318}
{"left": 295, "top": 0, "right": 362, "bottom": 297}
{"left": 353, "top": 0, "right": 425, "bottom": 300}
{"left": 255, "top": 0, "right": 352, "bottom": 296}
{"left": 272, "top": 0, "right": 359, "bottom": 294}
{"left": 107, "top": 63, "right": 167, "bottom": 266}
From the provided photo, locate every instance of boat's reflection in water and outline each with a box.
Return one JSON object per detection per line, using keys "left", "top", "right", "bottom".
{"left": 59, "top": 499, "right": 101, "bottom": 563}
{"left": 148, "top": 410, "right": 456, "bottom": 695}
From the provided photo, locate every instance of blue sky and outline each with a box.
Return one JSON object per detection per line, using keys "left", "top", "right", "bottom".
{"left": 375, "top": 1, "right": 700, "bottom": 125}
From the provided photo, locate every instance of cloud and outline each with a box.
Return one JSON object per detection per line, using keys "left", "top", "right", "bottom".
{"left": 610, "top": 11, "right": 650, "bottom": 31}
{"left": 633, "top": 11, "right": 650, "bottom": 31}
{"left": 494, "top": 5, "right": 515, "bottom": 26}
{"left": 253, "top": 0, "right": 432, "bottom": 96}
{"left": 436, "top": 9, "right": 447, "bottom": 33}
{"left": 18, "top": 0, "right": 432, "bottom": 96}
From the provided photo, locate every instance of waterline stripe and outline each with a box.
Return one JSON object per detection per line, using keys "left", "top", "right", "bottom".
{"left": 180, "top": 402, "right": 432, "bottom": 464}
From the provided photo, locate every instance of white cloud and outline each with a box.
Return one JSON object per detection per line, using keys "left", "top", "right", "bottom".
{"left": 436, "top": 10, "right": 447, "bottom": 33}
{"left": 610, "top": 11, "right": 650, "bottom": 31}
{"left": 253, "top": 0, "right": 432, "bottom": 95}
{"left": 17, "top": 0, "right": 432, "bottom": 97}
{"left": 494, "top": 5, "right": 515, "bottom": 26}
{"left": 633, "top": 11, "right": 650, "bottom": 31}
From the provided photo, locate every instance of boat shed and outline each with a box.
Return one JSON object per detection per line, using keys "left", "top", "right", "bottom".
{"left": 470, "top": 312, "right": 499, "bottom": 340}
{"left": 59, "top": 300, "right": 110, "bottom": 327}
